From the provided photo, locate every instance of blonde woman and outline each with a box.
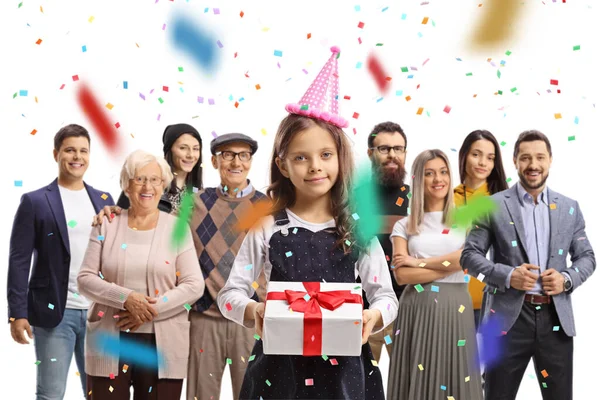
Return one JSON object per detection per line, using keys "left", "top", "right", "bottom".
{"left": 386, "top": 149, "right": 482, "bottom": 400}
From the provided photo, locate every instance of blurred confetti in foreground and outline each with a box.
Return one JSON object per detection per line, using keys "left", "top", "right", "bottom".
{"left": 170, "top": 13, "right": 219, "bottom": 72}
{"left": 350, "top": 163, "right": 382, "bottom": 245}
{"left": 469, "top": 0, "right": 522, "bottom": 49}
{"left": 76, "top": 83, "right": 122, "bottom": 155}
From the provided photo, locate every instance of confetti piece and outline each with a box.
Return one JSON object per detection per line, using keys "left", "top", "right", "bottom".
{"left": 77, "top": 83, "right": 121, "bottom": 154}
{"left": 550, "top": 203, "right": 557, "bottom": 210}
{"left": 121, "top": 244, "right": 127, "bottom": 249}
{"left": 465, "top": 376, "right": 470, "bottom": 382}
{"left": 274, "top": 49, "right": 283, "bottom": 57}
{"left": 457, "top": 339, "right": 466, "bottom": 347}
{"left": 395, "top": 197, "right": 405, "bottom": 207}
{"left": 511, "top": 240, "right": 518, "bottom": 247}
{"left": 414, "top": 284, "right": 424, "bottom": 293}
{"left": 431, "top": 285, "right": 439, "bottom": 293}
{"left": 541, "top": 369, "right": 548, "bottom": 378}
{"left": 248, "top": 355, "right": 256, "bottom": 362}
{"left": 350, "top": 164, "right": 383, "bottom": 245}
{"left": 442, "top": 261, "right": 451, "bottom": 267}
{"left": 170, "top": 14, "right": 218, "bottom": 72}
{"left": 418, "top": 364, "right": 424, "bottom": 371}
{"left": 109, "top": 386, "right": 114, "bottom": 393}
{"left": 450, "top": 195, "right": 498, "bottom": 228}
{"left": 285, "top": 251, "right": 293, "bottom": 258}
{"left": 265, "top": 379, "right": 271, "bottom": 387}
{"left": 441, "top": 385, "right": 447, "bottom": 390}
{"left": 234, "top": 199, "right": 274, "bottom": 232}
{"left": 477, "top": 273, "right": 485, "bottom": 282}
{"left": 384, "top": 335, "right": 392, "bottom": 345}
{"left": 225, "top": 303, "right": 233, "bottom": 312}
{"left": 366, "top": 53, "right": 391, "bottom": 94}
{"left": 470, "top": 0, "right": 522, "bottom": 48}
{"left": 48, "top": 303, "right": 54, "bottom": 310}
{"left": 184, "top": 304, "right": 192, "bottom": 311}
{"left": 568, "top": 135, "right": 575, "bottom": 141}
{"left": 554, "top": 113, "right": 562, "bottom": 119}
{"left": 171, "top": 191, "right": 194, "bottom": 248}
{"left": 458, "top": 305, "right": 465, "bottom": 313}
{"left": 443, "top": 105, "right": 451, "bottom": 113}
{"left": 226, "top": 358, "right": 232, "bottom": 365}
{"left": 558, "top": 249, "right": 563, "bottom": 255}
{"left": 251, "top": 281, "right": 259, "bottom": 290}
{"left": 553, "top": 326, "right": 560, "bottom": 331}
{"left": 358, "top": 21, "right": 365, "bottom": 28}
{"left": 371, "top": 360, "right": 378, "bottom": 366}
{"left": 14, "top": 180, "right": 23, "bottom": 187}
{"left": 322, "top": 355, "right": 329, "bottom": 361}
{"left": 573, "top": 45, "right": 580, "bottom": 51}
{"left": 67, "top": 220, "right": 77, "bottom": 228}
{"left": 330, "top": 358, "right": 338, "bottom": 365}
{"left": 305, "top": 378, "right": 314, "bottom": 386}
{"left": 98, "top": 311, "right": 104, "bottom": 318}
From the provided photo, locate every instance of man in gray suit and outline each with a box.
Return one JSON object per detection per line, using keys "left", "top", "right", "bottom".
{"left": 461, "top": 130, "right": 595, "bottom": 400}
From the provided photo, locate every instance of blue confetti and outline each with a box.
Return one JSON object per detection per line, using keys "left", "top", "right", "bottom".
{"left": 376, "top": 97, "right": 384, "bottom": 103}
{"left": 558, "top": 249, "right": 563, "bottom": 255}
{"left": 95, "top": 332, "right": 163, "bottom": 368}
{"left": 511, "top": 240, "right": 517, "bottom": 247}
{"left": 274, "top": 50, "right": 283, "bottom": 57}
{"left": 441, "top": 385, "right": 447, "bottom": 390}
{"left": 170, "top": 14, "right": 218, "bottom": 72}
{"left": 574, "top": 116, "right": 579, "bottom": 124}
{"left": 97, "top": 235, "right": 105, "bottom": 241}
{"left": 401, "top": 13, "right": 407, "bottom": 20}
{"left": 123, "top": 81, "right": 128, "bottom": 89}
{"left": 14, "top": 180, "right": 23, "bottom": 187}
{"left": 384, "top": 335, "right": 392, "bottom": 345}
{"left": 19, "top": 90, "right": 28, "bottom": 96}
{"left": 431, "top": 285, "right": 439, "bottom": 292}
{"left": 395, "top": 90, "right": 403, "bottom": 96}
{"left": 569, "top": 207, "right": 574, "bottom": 215}
{"left": 355, "top": 5, "right": 361, "bottom": 11}
{"left": 356, "top": 62, "right": 362, "bottom": 69}
{"left": 82, "top": 45, "right": 87, "bottom": 52}
{"left": 48, "top": 303, "right": 54, "bottom": 310}
{"left": 121, "top": 243, "right": 127, "bottom": 249}
{"left": 244, "top": 264, "right": 253, "bottom": 270}
{"left": 285, "top": 251, "right": 293, "bottom": 257}
{"left": 382, "top": 6, "right": 389, "bottom": 12}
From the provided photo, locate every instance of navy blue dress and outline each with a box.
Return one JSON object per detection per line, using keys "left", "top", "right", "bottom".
{"left": 239, "top": 210, "right": 385, "bottom": 400}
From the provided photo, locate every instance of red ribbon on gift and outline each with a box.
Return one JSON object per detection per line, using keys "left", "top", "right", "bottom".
{"left": 266, "top": 282, "right": 363, "bottom": 356}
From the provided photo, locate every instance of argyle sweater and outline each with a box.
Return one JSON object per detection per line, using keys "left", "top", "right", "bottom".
{"left": 190, "top": 186, "right": 267, "bottom": 317}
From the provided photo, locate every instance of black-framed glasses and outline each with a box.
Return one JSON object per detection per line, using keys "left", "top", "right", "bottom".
{"left": 369, "top": 145, "right": 406, "bottom": 155}
{"left": 131, "top": 175, "right": 163, "bottom": 186}
{"left": 216, "top": 150, "right": 252, "bottom": 162}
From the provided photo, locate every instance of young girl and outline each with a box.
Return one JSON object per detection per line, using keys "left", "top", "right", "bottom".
{"left": 217, "top": 113, "right": 398, "bottom": 399}
{"left": 386, "top": 149, "right": 483, "bottom": 400}
{"left": 454, "top": 130, "right": 508, "bottom": 329}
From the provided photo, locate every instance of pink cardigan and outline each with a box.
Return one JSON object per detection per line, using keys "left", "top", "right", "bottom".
{"left": 77, "top": 210, "right": 204, "bottom": 379}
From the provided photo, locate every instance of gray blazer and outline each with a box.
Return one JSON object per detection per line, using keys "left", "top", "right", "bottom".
{"left": 461, "top": 184, "right": 595, "bottom": 336}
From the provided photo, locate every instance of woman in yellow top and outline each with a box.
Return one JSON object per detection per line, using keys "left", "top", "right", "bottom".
{"left": 454, "top": 130, "right": 508, "bottom": 330}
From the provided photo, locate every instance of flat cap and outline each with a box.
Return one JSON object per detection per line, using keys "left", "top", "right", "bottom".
{"left": 210, "top": 133, "right": 258, "bottom": 155}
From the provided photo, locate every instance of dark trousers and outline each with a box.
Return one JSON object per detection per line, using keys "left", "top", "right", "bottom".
{"left": 484, "top": 302, "right": 573, "bottom": 400}
{"left": 87, "top": 333, "right": 183, "bottom": 400}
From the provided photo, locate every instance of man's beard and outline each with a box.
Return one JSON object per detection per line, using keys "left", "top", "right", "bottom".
{"left": 373, "top": 159, "right": 407, "bottom": 188}
{"left": 518, "top": 169, "right": 548, "bottom": 191}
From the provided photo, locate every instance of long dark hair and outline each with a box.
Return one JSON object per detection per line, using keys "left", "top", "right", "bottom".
{"left": 164, "top": 145, "right": 203, "bottom": 193}
{"left": 267, "top": 114, "right": 357, "bottom": 253}
{"left": 458, "top": 130, "right": 508, "bottom": 195}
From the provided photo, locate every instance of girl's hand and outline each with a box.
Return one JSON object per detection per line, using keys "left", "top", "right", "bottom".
{"left": 361, "top": 309, "right": 382, "bottom": 344}
{"left": 392, "top": 254, "right": 420, "bottom": 268}
{"left": 254, "top": 303, "right": 266, "bottom": 337}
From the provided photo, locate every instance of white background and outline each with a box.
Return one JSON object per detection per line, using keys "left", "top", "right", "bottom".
{"left": 1, "top": 0, "right": 598, "bottom": 398}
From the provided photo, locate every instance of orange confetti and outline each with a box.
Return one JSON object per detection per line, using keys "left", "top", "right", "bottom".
{"left": 240, "top": 11, "right": 244, "bottom": 18}
{"left": 405, "top": 96, "right": 411, "bottom": 101}
{"left": 36, "top": 39, "right": 42, "bottom": 45}
{"left": 255, "top": 84, "right": 261, "bottom": 90}
{"left": 155, "top": 289, "right": 159, "bottom": 295}
{"left": 541, "top": 369, "right": 548, "bottom": 378}
{"left": 40, "top": 6, "right": 44, "bottom": 13}
{"left": 554, "top": 113, "right": 562, "bottom": 119}
{"left": 35, "top": 96, "right": 38, "bottom": 103}
{"left": 307, "top": 33, "right": 312, "bottom": 39}
{"left": 395, "top": 197, "right": 405, "bottom": 207}
{"left": 234, "top": 199, "right": 275, "bottom": 232}
{"left": 416, "top": 107, "right": 424, "bottom": 115}
{"left": 422, "top": 17, "right": 429, "bottom": 24}
{"left": 30, "top": 129, "right": 37, "bottom": 136}
{"left": 176, "top": 271, "right": 181, "bottom": 277}
{"left": 234, "top": 101, "right": 239, "bottom": 108}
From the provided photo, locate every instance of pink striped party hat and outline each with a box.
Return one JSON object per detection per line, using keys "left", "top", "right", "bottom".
{"left": 285, "top": 46, "right": 349, "bottom": 128}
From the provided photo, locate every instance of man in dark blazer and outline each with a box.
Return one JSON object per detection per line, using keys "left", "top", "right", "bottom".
{"left": 7, "top": 124, "right": 114, "bottom": 399}
{"left": 461, "top": 130, "right": 595, "bottom": 400}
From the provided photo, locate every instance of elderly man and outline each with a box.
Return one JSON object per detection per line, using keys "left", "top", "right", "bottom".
{"left": 186, "top": 133, "right": 267, "bottom": 400}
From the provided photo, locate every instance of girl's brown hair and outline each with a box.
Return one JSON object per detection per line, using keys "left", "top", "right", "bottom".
{"left": 267, "top": 114, "right": 357, "bottom": 253}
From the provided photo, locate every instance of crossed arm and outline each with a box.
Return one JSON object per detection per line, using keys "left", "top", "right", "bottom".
{"left": 391, "top": 236, "right": 457, "bottom": 285}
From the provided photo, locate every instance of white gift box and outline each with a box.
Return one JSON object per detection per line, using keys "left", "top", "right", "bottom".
{"left": 262, "top": 281, "right": 363, "bottom": 356}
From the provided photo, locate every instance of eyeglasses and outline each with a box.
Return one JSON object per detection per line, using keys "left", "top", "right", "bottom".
{"left": 370, "top": 145, "right": 406, "bottom": 155}
{"left": 131, "top": 176, "right": 163, "bottom": 186}
{"left": 216, "top": 150, "right": 252, "bottom": 162}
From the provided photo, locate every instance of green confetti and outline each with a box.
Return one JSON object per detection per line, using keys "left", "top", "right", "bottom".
{"left": 375, "top": 43, "right": 383, "bottom": 46}
{"left": 183, "top": 303, "right": 191, "bottom": 311}
{"left": 300, "top": 104, "right": 309, "bottom": 110}
{"left": 510, "top": 87, "right": 517, "bottom": 92}
{"left": 350, "top": 164, "right": 382, "bottom": 245}
{"left": 500, "top": 141, "right": 507, "bottom": 146}
{"left": 401, "top": 66, "right": 409, "bottom": 72}
{"left": 505, "top": 50, "right": 512, "bottom": 56}
{"left": 18, "top": 2, "right": 23, "bottom": 8}
{"left": 265, "top": 379, "right": 271, "bottom": 387}
{"left": 13, "top": 92, "right": 18, "bottom": 99}
{"left": 35, "top": 360, "right": 41, "bottom": 365}
{"left": 542, "top": 382, "right": 548, "bottom": 388}
{"left": 573, "top": 45, "right": 580, "bottom": 51}
{"left": 226, "top": 358, "right": 232, "bottom": 365}
{"left": 158, "top": 97, "right": 164, "bottom": 104}
{"left": 415, "top": 284, "right": 424, "bottom": 293}
{"left": 568, "top": 135, "right": 575, "bottom": 141}
{"left": 248, "top": 355, "right": 256, "bottom": 362}
{"left": 172, "top": 191, "right": 194, "bottom": 248}
{"left": 345, "top": 240, "right": 352, "bottom": 246}
{"left": 321, "top": 355, "right": 329, "bottom": 361}
{"left": 178, "top": 66, "right": 184, "bottom": 71}
{"left": 497, "top": 69, "right": 501, "bottom": 78}
{"left": 457, "top": 339, "right": 466, "bottom": 347}
{"left": 449, "top": 195, "right": 498, "bottom": 228}
{"left": 67, "top": 220, "right": 78, "bottom": 228}
{"left": 498, "top": 90, "right": 503, "bottom": 95}
{"left": 254, "top": 334, "right": 261, "bottom": 340}
{"left": 466, "top": 72, "right": 473, "bottom": 76}
{"left": 506, "top": 177, "right": 512, "bottom": 183}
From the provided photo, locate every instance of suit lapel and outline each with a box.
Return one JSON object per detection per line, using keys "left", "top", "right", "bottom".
{"left": 547, "top": 188, "right": 560, "bottom": 262}
{"left": 45, "top": 179, "right": 70, "bottom": 254}
{"left": 84, "top": 182, "right": 104, "bottom": 213}
{"left": 503, "top": 185, "right": 528, "bottom": 262}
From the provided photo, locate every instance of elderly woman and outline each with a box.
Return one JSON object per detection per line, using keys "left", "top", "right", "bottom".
{"left": 77, "top": 149, "right": 204, "bottom": 400}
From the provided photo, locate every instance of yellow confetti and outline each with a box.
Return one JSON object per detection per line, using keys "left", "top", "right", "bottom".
{"left": 106, "top": 103, "right": 114, "bottom": 110}
{"left": 418, "top": 364, "right": 424, "bottom": 371}
{"left": 35, "top": 96, "right": 38, "bottom": 103}
{"left": 101, "top": 193, "right": 108, "bottom": 200}
{"left": 470, "top": 0, "right": 522, "bottom": 49}
{"left": 465, "top": 376, "right": 471, "bottom": 382}
{"left": 418, "top": 262, "right": 427, "bottom": 268}
{"left": 75, "top": 371, "right": 80, "bottom": 376}
{"left": 88, "top": 16, "right": 95, "bottom": 23}
{"left": 550, "top": 203, "right": 557, "bottom": 210}
{"left": 40, "top": 6, "right": 44, "bottom": 13}
{"left": 371, "top": 360, "right": 378, "bottom": 366}
{"left": 448, "top": 397, "right": 456, "bottom": 400}
{"left": 251, "top": 281, "right": 259, "bottom": 290}
{"left": 458, "top": 305, "right": 465, "bottom": 313}
{"left": 109, "top": 386, "right": 114, "bottom": 393}
{"left": 442, "top": 261, "right": 451, "bottom": 267}
{"left": 262, "top": 27, "right": 270, "bottom": 32}
{"left": 554, "top": 113, "right": 562, "bottom": 119}
{"left": 241, "top": 356, "right": 245, "bottom": 363}
{"left": 261, "top": 128, "right": 267, "bottom": 136}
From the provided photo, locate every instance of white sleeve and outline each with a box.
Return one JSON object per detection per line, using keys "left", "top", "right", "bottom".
{"left": 217, "top": 223, "right": 269, "bottom": 328}
{"left": 390, "top": 218, "right": 408, "bottom": 240}
{"left": 357, "top": 238, "right": 399, "bottom": 334}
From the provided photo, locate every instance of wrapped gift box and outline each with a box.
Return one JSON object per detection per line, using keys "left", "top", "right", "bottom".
{"left": 263, "top": 281, "right": 363, "bottom": 356}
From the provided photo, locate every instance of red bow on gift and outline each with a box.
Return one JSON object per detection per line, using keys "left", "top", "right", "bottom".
{"left": 266, "top": 282, "right": 363, "bottom": 356}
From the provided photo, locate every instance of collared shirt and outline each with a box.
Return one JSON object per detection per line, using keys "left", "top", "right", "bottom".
{"left": 516, "top": 182, "right": 550, "bottom": 294}
{"left": 218, "top": 180, "right": 254, "bottom": 198}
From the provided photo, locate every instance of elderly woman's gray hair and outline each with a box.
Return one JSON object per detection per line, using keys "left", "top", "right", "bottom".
{"left": 120, "top": 149, "right": 173, "bottom": 194}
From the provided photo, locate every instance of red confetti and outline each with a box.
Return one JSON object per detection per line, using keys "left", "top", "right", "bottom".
{"left": 367, "top": 53, "right": 391, "bottom": 93}
{"left": 443, "top": 105, "right": 452, "bottom": 113}
{"left": 550, "top": 79, "right": 558, "bottom": 85}
{"left": 240, "top": 11, "right": 244, "bottom": 17}
{"left": 115, "top": 122, "right": 120, "bottom": 129}
{"left": 163, "top": 86, "right": 169, "bottom": 92}
{"left": 442, "top": 229, "right": 450, "bottom": 234}
{"left": 76, "top": 83, "right": 120, "bottom": 152}
{"left": 234, "top": 52, "right": 238, "bottom": 58}
{"left": 352, "top": 112, "right": 359, "bottom": 119}
{"left": 225, "top": 303, "right": 233, "bottom": 311}
{"left": 59, "top": 84, "right": 65, "bottom": 90}
{"left": 234, "top": 101, "right": 239, "bottom": 108}
{"left": 343, "top": 95, "right": 351, "bottom": 100}
{"left": 358, "top": 37, "right": 362, "bottom": 44}
{"left": 109, "top": 373, "right": 115, "bottom": 379}
{"left": 358, "top": 22, "right": 365, "bottom": 28}
{"left": 30, "top": 129, "right": 37, "bottom": 135}
{"left": 72, "top": 75, "right": 79, "bottom": 81}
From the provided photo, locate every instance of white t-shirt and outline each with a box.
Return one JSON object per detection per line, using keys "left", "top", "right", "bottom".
{"left": 217, "top": 208, "right": 399, "bottom": 334}
{"left": 59, "top": 185, "right": 95, "bottom": 309}
{"left": 390, "top": 211, "right": 466, "bottom": 283}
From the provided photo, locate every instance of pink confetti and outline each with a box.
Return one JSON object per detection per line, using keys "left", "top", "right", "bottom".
{"left": 212, "top": 131, "right": 218, "bottom": 138}
{"left": 98, "top": 311, "right": 104, "bottom": 317}
{"left": 330, "top": 358, "right": 338, "bottom": 365}
{"left": 157, "top": 114, "right": 161, "bottom": 121}
{"left": 302, "top": 69, "right": 308, "bottom": 74}
{"left": 198, "top": 96, "right": 204, "bottom": 103}
{"left": 139, "top": 93, "right": 146, "bottom": 100}
{"left": 59, "top": 84, "right": 65, "bottom": 90}
{"left": 422, "top": 58, "right": 430, "bottom": 66}
{"left": 72, "top": 75, "right": 79, "bottom": 81}
{"left": 305, "top": 378, "right": 314, "bottom": 386}
{"left": 162, "top": 23, "right": 166, "bottom": 31}
{"left": 374, "top": 276, "right": 378, "bottom": 283}
{"left": 225, "top": 302, "right": 232, "bottom": 311}
{"left": 213, "top": 8, "right": 220, "bottom": 14}
{"left": 358, "top": 37, "right": 362, "bottom": 44}
{"left": 443, "top": 105, "right": 451, "bottom": 113}
{"left": 208, "top": 98, "right": 215, "bottom": 105}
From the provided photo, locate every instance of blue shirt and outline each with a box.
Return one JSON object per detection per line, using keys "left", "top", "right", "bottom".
{"left": 218, "top": 180, "right": 254, "bottom": 198}
{"left": 505, "top": 182, "right": 571, "bottom": 293}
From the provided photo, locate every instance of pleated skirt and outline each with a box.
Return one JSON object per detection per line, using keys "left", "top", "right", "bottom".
{"left": 386, "top": 282, "right": 483, "bottom": 400}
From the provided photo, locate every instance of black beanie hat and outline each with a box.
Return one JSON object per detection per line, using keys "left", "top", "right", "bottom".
{"left": 162, "top": 123, "right": 202, "bottom": 156}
